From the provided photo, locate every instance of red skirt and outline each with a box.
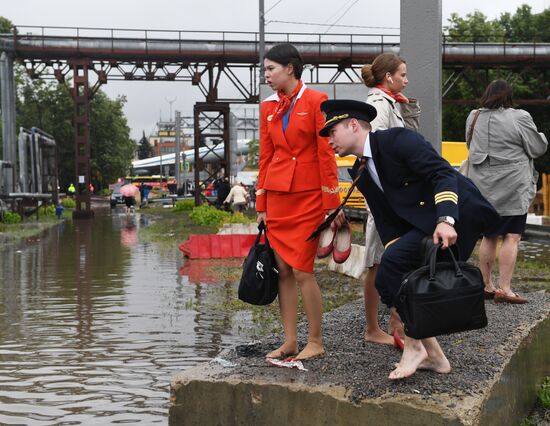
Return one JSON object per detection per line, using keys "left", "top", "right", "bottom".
{"left": 266, "top": 189, "right": 324, "bottom": 273}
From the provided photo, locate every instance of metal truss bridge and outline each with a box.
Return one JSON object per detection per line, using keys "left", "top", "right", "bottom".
{"left": 1, "top": 26, "right": 548, "bottom": 215}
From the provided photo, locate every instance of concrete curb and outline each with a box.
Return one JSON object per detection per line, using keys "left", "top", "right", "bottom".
{"left": 217, "top": 223, "right": 259, "bottom": 235}
{"left": 170, "top": 295, "right": 550, "bottom": 425}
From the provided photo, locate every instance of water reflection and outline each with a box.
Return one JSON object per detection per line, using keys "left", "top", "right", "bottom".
{"left": 0, "top": 207, "right": 247, "bottom": 424}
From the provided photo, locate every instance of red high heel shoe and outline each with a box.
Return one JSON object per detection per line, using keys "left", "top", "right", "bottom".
{"left": 316, "top": 223, "right": 337, "bottom": 258}
{"left": 332, "top": 221, "right": 352, "bottom": 264}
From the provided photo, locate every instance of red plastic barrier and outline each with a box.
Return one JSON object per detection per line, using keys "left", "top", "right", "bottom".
{"left": 179, "top": 234, "right": 261, "bottom": 259}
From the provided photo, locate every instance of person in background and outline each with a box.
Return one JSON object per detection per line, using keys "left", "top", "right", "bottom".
{"left": 224, "top": 181, "right": 248, "bottom": 213}
{"left": 55, "top": 202, "right": 64, "bottom": 219}
{"left": 465, "top": 80, "right": 547, "bottom": 304}
{"left": 216, "top": 177, "right": 231, "bottom": 211}
{"left": 360, "top": 52, "right": 421, "bottom": 346}
{"left": 67, "top": 183, "right": 76, "bottom": 198}
{"left": 249, "top": 182, "right": 257, "bottom": 209}
{"left": 256, "top": 43, "right": 343, "bottom": 361}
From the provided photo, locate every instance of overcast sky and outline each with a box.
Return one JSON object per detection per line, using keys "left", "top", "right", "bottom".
{"left": 2, "top": 0, "right": 548, "bottom": 140}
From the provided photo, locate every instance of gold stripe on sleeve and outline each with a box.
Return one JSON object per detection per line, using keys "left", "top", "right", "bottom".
{"left": 384, "top": 237, "right": 400, "bottom": 249}
{"left": 434, "top": 196, "right": 458, "bottom": 204}
{"left": 321, "top": 186, "right": 339, "bottom": 194}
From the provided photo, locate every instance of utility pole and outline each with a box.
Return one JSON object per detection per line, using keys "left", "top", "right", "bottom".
{"left": 165, "top": 97, "right": 177, "bottom": 122}
{"left": 400, "top": 0, "right": 442, "bottom": 152}
{"left": 175, "top": 110, "right": 182, "bottom": 194}
{"left": 259, "top": 0, "right": 265, "bottom": 81}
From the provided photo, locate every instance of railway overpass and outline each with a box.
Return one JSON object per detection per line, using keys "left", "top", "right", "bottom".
{"left": 1, "top": 26, "right": 548, "bottom": 216}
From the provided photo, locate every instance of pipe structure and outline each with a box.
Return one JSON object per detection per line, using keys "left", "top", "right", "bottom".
{"left": 174, "top": 110, "right": 182, "bottom": 191}
{"left": 18, "top": 129, "right": 29, "bottom": 193}
{"left": 0, "top": 51, "right": 17, "bottom": 193}
{"left": 1, "top": 31, "right": 549, "bottom": 67}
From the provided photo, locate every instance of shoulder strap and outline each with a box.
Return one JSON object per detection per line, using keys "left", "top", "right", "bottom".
{"left": 466, "top": 110, "right": 481, "bottom": 148}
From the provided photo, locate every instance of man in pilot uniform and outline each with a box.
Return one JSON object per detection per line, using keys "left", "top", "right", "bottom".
{"left": 319, "top": 99, "right": 498, "bottom": 380}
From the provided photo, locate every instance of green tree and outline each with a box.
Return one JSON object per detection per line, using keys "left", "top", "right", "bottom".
{"left": 89, "top": 91, "right": 135, "bottom": 190}
{"left": 0, "top": 16, "right": 13, "bottom": 34}
{"left": 246, "top": 139, "right": 259, "bottom": 169}
{"left": 137, "top": 130, "right": 151, "bottom": 159}
{"left": 443, "top": 5, "right": 550, "bottom": 173}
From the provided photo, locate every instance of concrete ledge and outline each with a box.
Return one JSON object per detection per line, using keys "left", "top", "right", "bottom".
{"left": 217, "top": 223, "right": 259, "bottom": 235}
{"left": 170, "top": 293, "right": 549, "bottom": 426}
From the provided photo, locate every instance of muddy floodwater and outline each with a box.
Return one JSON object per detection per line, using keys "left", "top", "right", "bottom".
{"left": 0, "top": 206, "right": 548, "bottom": 424}
{"left": 0, "top": 207, "right": 252, "bottom": 424}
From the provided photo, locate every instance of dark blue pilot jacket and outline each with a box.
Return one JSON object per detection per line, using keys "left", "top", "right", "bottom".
{"left": 349, "top": 127, "right": 499, "bottom": 261}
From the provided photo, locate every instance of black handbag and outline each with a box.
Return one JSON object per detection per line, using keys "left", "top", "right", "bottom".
{"left": 395, "top": 242, "right": 487, "bottom": 339}
{"left": 238, "top": 222, "right": 279, "bottom": 305}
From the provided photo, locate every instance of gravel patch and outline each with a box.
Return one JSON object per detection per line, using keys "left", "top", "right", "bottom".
{"left": 218, "top": 291, "right": 549, "bottom": 404}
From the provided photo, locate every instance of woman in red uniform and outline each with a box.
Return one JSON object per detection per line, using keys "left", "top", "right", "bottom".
{"left": 256, "top": 43, "right": 343, "bottom": 360}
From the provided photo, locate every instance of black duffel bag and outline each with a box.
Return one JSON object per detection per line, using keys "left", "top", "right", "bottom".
{"left": 238, "top": 222, "right": 279, "bottom": 305}
{"left": 395, "top": 242, "right": 487, "bottom": 339}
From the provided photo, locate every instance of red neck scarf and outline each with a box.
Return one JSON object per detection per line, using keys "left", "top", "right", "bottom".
{"left": 274, "top": 80, "right": 303, "bottom": 119}
{"left": 375, "top": 85, "right": 409, "bottom": 104}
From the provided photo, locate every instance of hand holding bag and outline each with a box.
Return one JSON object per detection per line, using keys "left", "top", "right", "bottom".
{"left": 395, "top": 242, "right": 487, "bottom": 339}
{"left": 238, "top": 222, "right": 279, "bottom": 305}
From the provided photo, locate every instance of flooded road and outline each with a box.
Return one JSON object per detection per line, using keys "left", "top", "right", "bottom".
{"left": 0, "top": 206, "right": 548, "bottom": 424}
{"left": 0, "top": 207, "right": 248, "bottom": 424}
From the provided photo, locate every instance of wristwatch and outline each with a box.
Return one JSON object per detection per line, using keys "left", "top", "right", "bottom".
{"left": 437, "top": 216, "right": 456, "bottom": 227}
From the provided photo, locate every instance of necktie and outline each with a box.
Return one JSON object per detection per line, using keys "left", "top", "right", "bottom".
{"left": 341, "top": 157, "right": 367, "bottom": 205}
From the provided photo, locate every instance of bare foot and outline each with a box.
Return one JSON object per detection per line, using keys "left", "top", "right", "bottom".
{"left": 417, "top": 356, "right": 452, "bottom": 374}
{"left": 293, "top": 342, "right": 325, "bottom": 360}
{"left": 389, "top": 339, "right": 427, "bottom": 380}
{"left": 387, "top": 308, "right": 405, "bottom": 340}
{"left": 266, "top": 342, "right": 298, "bottom": 359}
{"left": 364, "top": 327, "right": 394, "bottom": 346}
{"left": 485, "top": 285, "right": 497, "bottom": 293}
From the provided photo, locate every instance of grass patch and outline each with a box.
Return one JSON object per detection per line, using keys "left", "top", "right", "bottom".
{"left": 0, "top": 211, "right": 72, "bottom": 245}
{"left": 139, "top": 209, "right": 217, "bottom": 245}
{"left": 538, "top": 376, "right": 550, "bottom": 409}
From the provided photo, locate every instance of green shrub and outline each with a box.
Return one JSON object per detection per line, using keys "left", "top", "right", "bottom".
{"left": 173, "top": 200, "right": 195, "bottom": 212}
{"left": 40, "top": 205, "right": 56, "bottom": 217}
{"left": 100, "top": 188, "right": 111, "bottom": 196}
{"left": 62, "top": 198, "right": 76, "bottom": 208}
{"left": 538, "top": 376, "right": 550, "bottom": 408}
{"left": 189, "top": 204, "right": 230, "bottom": 227}
{"left": 2, "top": 211, "right": 21, "bottom": 224}
{"left": 225, "top": 211, "right": 254, "bottom": 224}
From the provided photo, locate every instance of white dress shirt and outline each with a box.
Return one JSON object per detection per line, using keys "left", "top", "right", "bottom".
{"left": 362, "top": 133, "right": 383, "bottom": 191}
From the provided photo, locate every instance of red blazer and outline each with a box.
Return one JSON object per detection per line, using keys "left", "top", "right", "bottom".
{"left": 256, "top": 84, "right": 340, "bottom": 212}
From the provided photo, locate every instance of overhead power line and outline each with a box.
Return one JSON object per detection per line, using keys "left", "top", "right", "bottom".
{"left": 265, "top": 0, "right": 284, "bottom": 15}
{"left": 322, "top": 0, "right": 357, "bottom": 24}
{"left": 267, "top": 19, "right": 399, "bottom": 31}
{"left": 324, "top": 0, "right": 360, "bottom": 33}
